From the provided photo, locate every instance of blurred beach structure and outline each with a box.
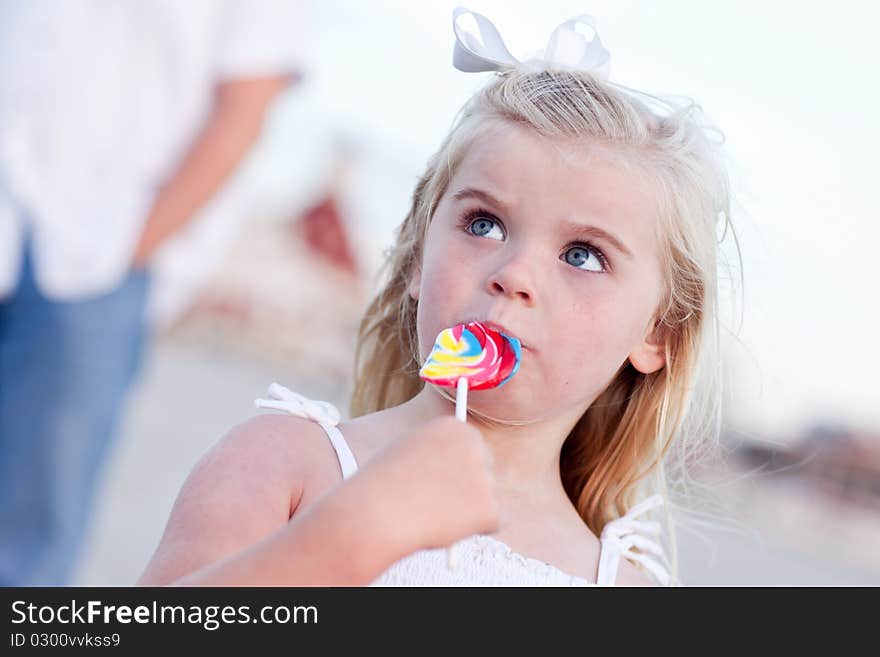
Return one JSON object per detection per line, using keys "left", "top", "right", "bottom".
{"left": 61, "top": 1, "right": 880, "bottom": 585}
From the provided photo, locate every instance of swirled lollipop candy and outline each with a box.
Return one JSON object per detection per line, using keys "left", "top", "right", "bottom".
{"left": 419, "top": 321, "right": 521, "bottom": 394}
{"left": 420, "top": 320, "right": 521, "bottom": 423}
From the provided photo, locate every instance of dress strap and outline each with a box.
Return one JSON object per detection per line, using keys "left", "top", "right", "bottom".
{"left": 255, "top": 383, "right": 341, "bottom": 424}
{"left": 596, "top": 493, "right": 670, "bottom": 586}
{"left": 254, "top": 383, "right": 359, "bottom": 479}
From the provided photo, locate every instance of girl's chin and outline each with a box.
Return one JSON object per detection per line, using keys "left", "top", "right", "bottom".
{"left": 461, "top": 388, "right": 538, "bottom": 423}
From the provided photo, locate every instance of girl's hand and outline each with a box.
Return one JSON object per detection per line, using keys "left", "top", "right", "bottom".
{"left": 361, "top": 416, "right": 500, "bottom": 554}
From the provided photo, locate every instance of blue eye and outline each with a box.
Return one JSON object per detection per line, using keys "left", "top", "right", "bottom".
{"left": 466, "top": 216, "right": 504, "bottom": 241}
{"left": 563, "top": 245, "right": 607, "bottom": 272}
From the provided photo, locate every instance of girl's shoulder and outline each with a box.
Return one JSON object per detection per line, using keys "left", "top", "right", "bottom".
{"left": 335, "top": 407, "right": 405, "bottom": 464}
{"left": 138, "top": 413, "right": 343, "bottom": 585}
{"left": 238, "top": 386, "right": 404, "bottom": 513}
{"left": 226, "top": 412, "right": 359, "bottom": 514}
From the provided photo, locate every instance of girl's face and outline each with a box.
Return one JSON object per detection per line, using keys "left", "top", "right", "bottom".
{"left": 409, "top": 123, "right": 668, "bottom": 423}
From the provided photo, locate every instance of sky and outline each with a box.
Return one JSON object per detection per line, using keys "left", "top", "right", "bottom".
{"left": 236, "top": 0, "right": 880, "bottom": 442}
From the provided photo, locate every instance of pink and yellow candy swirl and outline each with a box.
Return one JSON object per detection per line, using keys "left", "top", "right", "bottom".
{"left": 419, "top": 321, "right": 521, "bottom": 391}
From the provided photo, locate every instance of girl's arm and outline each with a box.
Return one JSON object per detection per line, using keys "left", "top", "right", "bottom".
{"left": 136, "top": 415, "right": 407, "bottom": 586}
{"left": 164, "top": 465, "right": 406, "bottom": 587}
{"left": 137, "top": 415, "right": 499, "bottom": 586}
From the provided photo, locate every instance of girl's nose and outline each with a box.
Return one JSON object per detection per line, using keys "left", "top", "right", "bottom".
{"left": 486, "top": 253, "right": 536, "bottom": 306}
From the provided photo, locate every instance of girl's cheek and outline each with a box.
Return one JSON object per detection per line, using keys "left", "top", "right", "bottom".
{"left": 448, "top": 235, "right": 484, "bottom": 265}
{"left": 428, "top": 239, "right": 478, "bottom": 281}
{"left": 421, "top": 250, "right": 464, "bottom": 295}
{"left": 424, "top": 268, "right": 465, "bottom": 304}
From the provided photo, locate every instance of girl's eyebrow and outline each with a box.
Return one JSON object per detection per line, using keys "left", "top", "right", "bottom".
{"left": 451, "top": 187, "right": 511, "bottom": 213}
{"left": 561, "top": 220, "right": 634, "bottom": 260}
{"left": 453, "top": 186, "right": 634, "bottom": 261}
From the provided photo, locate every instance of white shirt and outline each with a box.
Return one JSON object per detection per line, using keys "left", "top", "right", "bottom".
{"left": 0, "top": 0, "right": 306, "bottom": 301}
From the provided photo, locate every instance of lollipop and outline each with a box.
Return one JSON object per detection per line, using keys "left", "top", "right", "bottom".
{"left": 420, "top": 321, "right": 521, "bottom": 420}
{"left": 419, "top": 321, "right": 522, "bottom": 568}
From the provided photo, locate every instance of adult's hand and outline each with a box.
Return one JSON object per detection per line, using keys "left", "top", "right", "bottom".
{"left": 131, "top": 74, "right": 295, "bottom": 268}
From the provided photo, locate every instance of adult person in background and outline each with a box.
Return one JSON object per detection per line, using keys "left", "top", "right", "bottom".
{"left": 0, "top": 0, "right": 306, "bottom": 586}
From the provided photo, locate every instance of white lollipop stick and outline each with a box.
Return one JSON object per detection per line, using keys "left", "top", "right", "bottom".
{"left": 454, "top": 376, "right": 468, "bottom": 422}
{"left": 447, "top": 377, "right": 470, "bottom": 569}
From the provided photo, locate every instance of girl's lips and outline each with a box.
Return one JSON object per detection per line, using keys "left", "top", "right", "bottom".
{"left": 458, "top": 318, "right": 531, "bottom": 351}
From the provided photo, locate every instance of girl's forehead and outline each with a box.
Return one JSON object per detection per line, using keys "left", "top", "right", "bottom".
{"left": 458, "top": 122, "right": 634, "bottom": 182}
{"left": 450, "top": 123, "right": 661, "bottom": 248}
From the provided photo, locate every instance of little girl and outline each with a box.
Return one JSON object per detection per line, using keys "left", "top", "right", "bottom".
{"left": 138, "top": 8, "right": 737, "bottom": 587}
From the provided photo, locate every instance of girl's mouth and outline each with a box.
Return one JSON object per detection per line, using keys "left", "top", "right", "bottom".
{"left": 457, "top": 318, "right": 530, "bottom": 351}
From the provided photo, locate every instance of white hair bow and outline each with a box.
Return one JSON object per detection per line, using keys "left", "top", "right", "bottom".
{"left": 452, "top": 6, "right": 612, "bottom": 79}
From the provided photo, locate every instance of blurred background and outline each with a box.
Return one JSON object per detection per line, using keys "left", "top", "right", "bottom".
{"left": 2, "top": 0, "right": 878, "bottom": 586}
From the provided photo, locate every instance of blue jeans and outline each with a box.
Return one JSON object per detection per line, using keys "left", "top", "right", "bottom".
{"left": 0, "top": 245, "right": 150, "bottom": 586}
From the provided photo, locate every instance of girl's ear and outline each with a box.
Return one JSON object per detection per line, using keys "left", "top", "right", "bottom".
{"left": 407, "top": 263, "right": 422, "bottom": 301}
{"left": 628, "top": 316, "right": 666, "bottom": 375}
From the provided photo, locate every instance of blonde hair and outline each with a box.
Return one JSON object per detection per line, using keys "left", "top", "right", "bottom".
{"left": 351, "top": 69, "right": 742, "bottom": 585}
